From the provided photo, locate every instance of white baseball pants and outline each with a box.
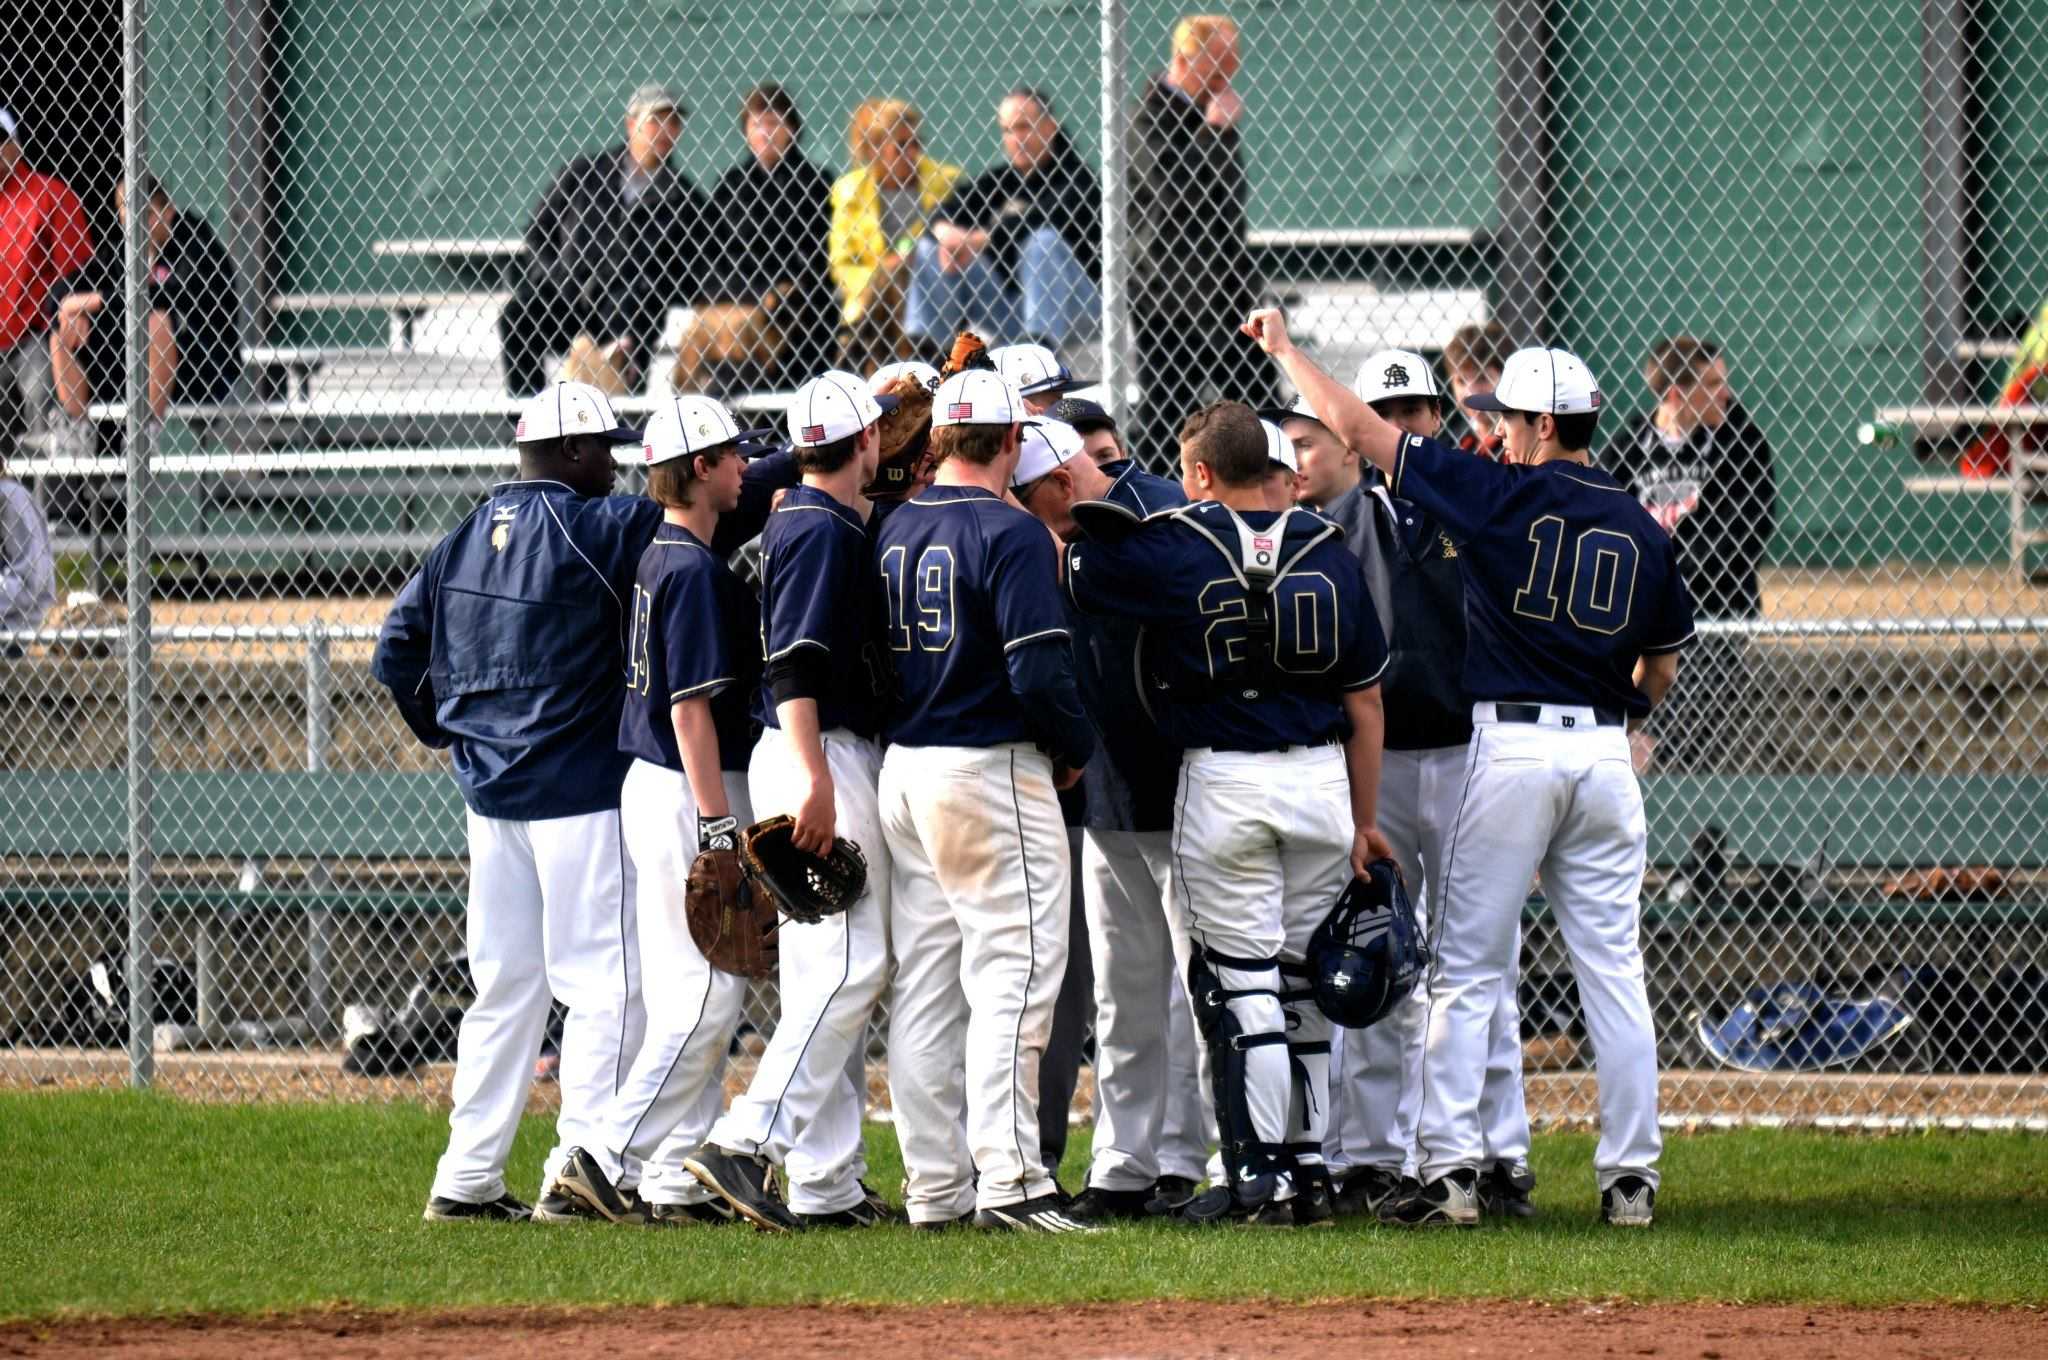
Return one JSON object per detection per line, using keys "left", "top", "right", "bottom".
{"left": 1172, "top": 745, "right": 1353, "bottom": 1189}
{"left": 431, "top": 805, "right": 641, "bottom": 1205}
{"left": 1326, "top": 743, "right": 1531, "bottom": 1176}
{"left": 1417, "top": 707, "right": 1661, "bottom": 1191}
{"left": 592, "top": 758, "right": 754, "bottom": 1196}
{"left": 880, "top": 742, "right": 1070, "bottom": 1221}
{"left": 707, "top": 727, "right": 892, "bottom": 1216}
{"left": 1081, "top": 828, "right": 1213, "bottom": 1189}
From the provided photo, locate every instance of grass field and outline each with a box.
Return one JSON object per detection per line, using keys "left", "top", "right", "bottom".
{"left": 3, "top": 1092, "right": 2045, "bottom": 1322}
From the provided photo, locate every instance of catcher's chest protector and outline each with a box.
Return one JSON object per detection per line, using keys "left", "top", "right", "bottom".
{"left": 1181, "top": 505, "right": 1338, "bottom": 691}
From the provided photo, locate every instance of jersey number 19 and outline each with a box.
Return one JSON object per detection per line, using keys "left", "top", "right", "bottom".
{"left": 879, "top": 544, "right": 956, "bottom": 652}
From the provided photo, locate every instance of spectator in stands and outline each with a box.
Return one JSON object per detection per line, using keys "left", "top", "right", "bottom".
{"left": 1442, "top": 320, "right": 1511, "bottom": 458}
{"left": 0, "top": 442, "right": 56, "bottom": 654}
{"left": 829, "top": 99, "right": 961, "bottom": 373}
{"left": 1606, "top": 335, "right": 1776, "bottom": 772}
{"left": 1606, "top": 336, "right": 1775, "bottom": 621}
{"left": 499, "top": 83, "right": 709, "bottom": 397}
{"left": 0, "top": 106, "right": 93, "bottom": 449}
{"left": 48, "top": 174, "right": 239, "bottom": 421}
{"left": 675, "top": 83, "right": 834, "bottom": 394}
{"left": 910, "top": 88, "right": 1101, "bottom": 351}
{"left": 1128, "top": 15, "right": 1272, "bottom": 457}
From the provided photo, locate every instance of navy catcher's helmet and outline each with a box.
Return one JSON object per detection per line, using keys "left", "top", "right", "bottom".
{"left": 1308, "top": 858, "right": 1425, "bottom": 1029}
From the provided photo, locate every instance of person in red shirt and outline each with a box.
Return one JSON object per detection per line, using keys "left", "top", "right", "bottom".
{"left": 0, "top": 106, "right": 94, "bottom": 445}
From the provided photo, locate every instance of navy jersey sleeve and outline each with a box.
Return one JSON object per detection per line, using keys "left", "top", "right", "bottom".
{"left": 579, "top": 495, "right": 666, "bottom": 596}
{"left": 1641, "top": 538, "right": 1699, "bottom": 654}
{"left": 659, "top": 561, "right": 735, "bottom": 702}
{"left": 1388, "top": 433, "right": 1518, "bottom": 544}
{"left": 371, "top": 551, "right": 450, "bottom": 749}
{"left": 992, "top": 517, "right": 1095, "bottom": 769}
{"left": 1063, "top": 522, "right": 1184, "bottom": 624}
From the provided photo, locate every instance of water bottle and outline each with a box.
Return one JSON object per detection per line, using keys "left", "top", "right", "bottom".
{"left": 1857, "top": 422, "right": 1900, "bottom": 449}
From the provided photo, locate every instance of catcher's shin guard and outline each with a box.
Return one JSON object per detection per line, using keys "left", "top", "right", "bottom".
{"left": 1278, "top": 961, "right": 1334, "bottom": 1185}
{"left": 1187, "top": 942, "right": 1291, "bottom": 1208}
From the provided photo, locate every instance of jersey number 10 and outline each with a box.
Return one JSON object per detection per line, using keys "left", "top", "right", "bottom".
{"left": 879, "top": 544, "right": 956, "bottom": 652}
{"left": 1512, "top": 516, "right": 1640, "bottom": 635}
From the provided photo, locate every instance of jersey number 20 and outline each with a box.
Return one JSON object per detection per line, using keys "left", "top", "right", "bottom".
{"left": 1512, "top": 516, "right": 1640, "bottom": 635}
{"left": 879, "top": 544, "right": 956, "bottom": 652}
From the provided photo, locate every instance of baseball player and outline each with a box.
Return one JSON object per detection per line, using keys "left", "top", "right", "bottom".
{"left": 1066, "top": 400, "right": 1391, "bottom": 1227}
{"left": 1007, "top": 418, "right": 1212, "bottom": 1220}
{"left": 992, "top": 342, "right": 1091, "bottom": 415}
{"left": 1259, "top": 418, "right": 1299, "bottom": 509}
{"left": 374, "top": 381, "right": 654, "bottom": 1223}
{"left": 1247, "top": 310, "right": 1693, "bottom": 1228}
{"left": 1283, "top": 357, "right": 1534, "bottom": 1219}
{"left": 683, "top": 371, "right": 901, "bottom": 1232}
{"left": 875, "top": 367, "right": 1098, "bottom": 1233}
{"left": 543, "top": 394, "right": 768, "bottom": 1226}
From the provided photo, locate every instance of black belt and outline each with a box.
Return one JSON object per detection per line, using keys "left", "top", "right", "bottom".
{"left": 1494, "top": 703, "right": 1625, "bottom": 728}
{"left": 1209, "top": 736, "right": 1343, "bottom": 755}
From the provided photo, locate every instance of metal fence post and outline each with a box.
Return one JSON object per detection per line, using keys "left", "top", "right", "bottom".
{"left": 1098, "top": 0, "right": 1132, "bottom": 427}
{"left": 303, "top": 628, "right": 336, "bottom": 1037}
{"left": 122, "top": 0, "right": 157, "bottom": 1089}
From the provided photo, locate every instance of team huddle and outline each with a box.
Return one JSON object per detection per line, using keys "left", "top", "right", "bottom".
{"left": 372, "top": 308, "right": 1695, "bottom": 1235}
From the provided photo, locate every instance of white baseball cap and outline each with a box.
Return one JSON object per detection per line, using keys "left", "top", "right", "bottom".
{"left": 1261, "top": 420, "right": 1298, "bottom": 473}
{"left": 0, "top": 107, "right": 18, "bottom": 142}
{"left": 1463, "top": 347, "right": 1603, "bottom": 415}
{"left": 788, "top": 369, "right": 899, "bottom": 448}
{"left": 869, "top": 359, "right": 940, "bottom": 393}
{"left": 514, "top": 381, "right": 641, "bottom": 444}
{"left": 932, "top": 369, "right": 1034, "bottom": 428}
{"left": 1010, "top": 419, "right": 1086, "bottom": 487}
{"left": 1256, "top": 395, "right": 1327, "bottom": 431}
{"left": 643, "top": 394, "right": 765, "bottom": 466}
{"left": 1355, "top": 349, "right": 1443, "bottom": 404}
{"left": 991, "top": 343, "right": 1091, "bottom": 398}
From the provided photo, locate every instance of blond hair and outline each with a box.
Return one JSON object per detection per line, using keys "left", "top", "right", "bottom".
{"left": 1172, "top": 14, "right": 1239, "bottom": 57}
{"left": 848, "top": 98, "right": 921, "bottom": 168}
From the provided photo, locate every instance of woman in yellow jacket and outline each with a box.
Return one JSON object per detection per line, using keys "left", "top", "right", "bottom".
{"left": 830, "top": 98, "right": 961, "bottom": 372}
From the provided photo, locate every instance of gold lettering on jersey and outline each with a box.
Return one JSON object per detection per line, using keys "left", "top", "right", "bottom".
{"left": 1438, "top": 532, "right": 1457, "bottom": 559}
{"left": 491, "top": 523, "right": 511, "bottom": 552}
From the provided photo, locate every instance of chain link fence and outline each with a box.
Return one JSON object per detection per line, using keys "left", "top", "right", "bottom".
{"left": 1, "top": 2, "right": 2044, "bottom": 1127}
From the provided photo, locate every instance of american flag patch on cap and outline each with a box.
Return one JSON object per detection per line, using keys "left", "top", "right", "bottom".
{"left": 801, "top": 424, "right": 827, "bottom": 443}
{"left": 947, "top": 403, "right": 974, "bottom": 420}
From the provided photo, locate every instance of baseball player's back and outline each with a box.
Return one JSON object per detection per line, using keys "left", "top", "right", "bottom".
{"left": 873, "top": 369, "right": 1096, "bottom": 1234}
{"left": 1249, "top": 316, "right": 1693, "bottom": 1229}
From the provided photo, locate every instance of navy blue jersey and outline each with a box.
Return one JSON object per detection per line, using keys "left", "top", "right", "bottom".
{"left": 875, "top": 484, "right": 1094, "bottom": 768}
{"left": 617, "top": 525, "right": 761, "bottom": 775}
{"left": 1067, "top": 460, "right": 1189, "bottom": 832}
{"left": 1390, "top": 433, "right": 1695, "bottom": 716}
{"left": 1066, "top": 500, "right": 1387, "bottom": 753}
{"left": 753, "top": 485, "right": 888, "bottom": 737}
{"left": 372, "top": 481, "right": 661, "bottom": 821}
{"left": 1365, "top": 482, "right": 1475, "bottom": 751}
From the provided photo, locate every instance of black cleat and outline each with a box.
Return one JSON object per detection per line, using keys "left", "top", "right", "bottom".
{"left": 647, "top": 1199, "right": 737, "bottom": 1226}
{"left": 1178, "top": 1172, "right": 1285, "bottom": 1226}
{"left": 1064, "top": 1185, "right": 1155, "bottom": 1224}
{"left": 1383, "top": 1168, "right": 1480, "bottom": 1229}
{"left": 910, "top": 1210, "right": 977, "bottom": 1232}
{"left": 1291, "top": 1166, "right": 1336, "bottom": 1228}
{"left": 553, "top": 1146, "right": 649, "bottom": 1225}
{"left": 1480, "top": 1161, "right": 1537, "bottom": 1220}
{"left": 857, "top": 1182, "right": 901, "bottom": 1224}
{"left": 532, "top": 1189, "right": 601, "bottom": 1224}
{"left": 1145, "top": 1175, "right": 1200, "bottom": 1216}
{"left": 796, "top": 1204, "right": 888, "bottom": 1229}
{"left": 1333, "top": 1165, "right": 1405, "bottom": 1219}
{"left": 422, "top": 1192, "right": 532, "bottom": 1223}
{"left": 682, "top": 1144, "right": 800, "bottom": 1233}
{"left": 1600, "top": 1174, "right": 1656, "bottom": 1228}
{"left": 975, "top": 1193, "right": 1103, "bottom": 1233}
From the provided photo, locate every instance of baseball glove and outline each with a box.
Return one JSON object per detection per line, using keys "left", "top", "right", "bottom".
{"left": 939, "top": 329, "right": 996, "bottom": 378}
{"left": 685, "top": 846, "right": 779, "bottom": 978}
{"left": 739, "top": 815, "right": 869, "bottom": 925}
{"left": 866, "top": 372, "right": 937, "bottom": 500}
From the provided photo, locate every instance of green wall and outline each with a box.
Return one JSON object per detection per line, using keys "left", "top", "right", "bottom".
{"left": 136, "top": 0, "right": 2046, "bottom": 567}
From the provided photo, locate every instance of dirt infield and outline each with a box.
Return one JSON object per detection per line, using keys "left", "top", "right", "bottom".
{"left": 9, "top": 1301, "right": 2046, "bottom": 1360}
